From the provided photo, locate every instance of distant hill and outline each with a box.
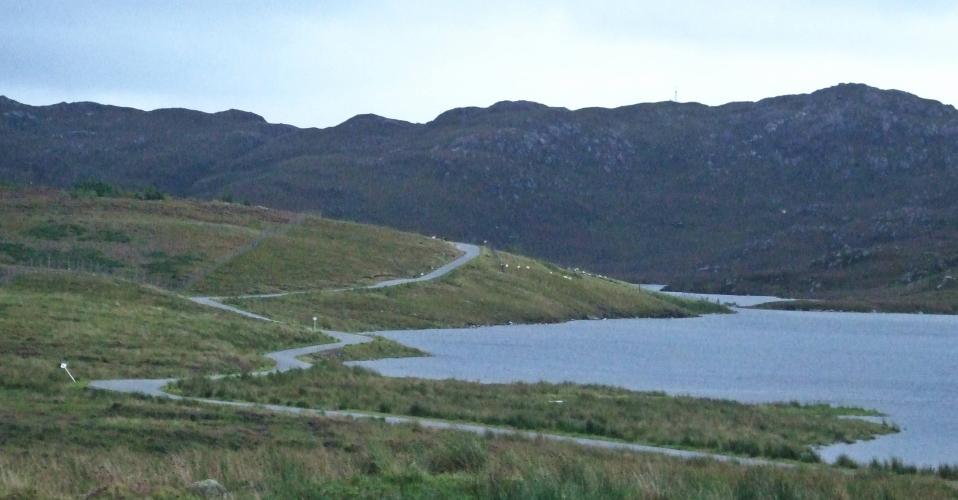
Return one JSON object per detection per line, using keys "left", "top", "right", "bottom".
{"left": 3, "top": 84, "right": 958, "bottom": 301}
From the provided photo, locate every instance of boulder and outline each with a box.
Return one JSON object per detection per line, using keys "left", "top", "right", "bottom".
{"left": 188, "top": 479, "right": 228, "bottom": 498}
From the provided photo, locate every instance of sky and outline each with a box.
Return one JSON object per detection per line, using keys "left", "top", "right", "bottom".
{"left": 1, "top": 0, "right": 956, "bottom": 128}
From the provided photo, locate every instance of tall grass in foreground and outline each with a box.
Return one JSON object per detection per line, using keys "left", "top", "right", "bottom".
{"left": 1, "top": 409, "right": 954, "bottom": 499}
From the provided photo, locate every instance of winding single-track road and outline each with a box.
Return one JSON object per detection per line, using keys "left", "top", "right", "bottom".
{"left": 90, "top": 241, "right": 788, "bottom": 468}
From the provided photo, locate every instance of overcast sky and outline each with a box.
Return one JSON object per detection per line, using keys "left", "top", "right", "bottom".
{"left": 2, "top": 1, "right": 956, "bottom": 128}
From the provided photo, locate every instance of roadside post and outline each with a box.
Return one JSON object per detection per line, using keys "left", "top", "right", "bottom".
{"left": 60, "top": 362, "right": 77, "bottom": 383}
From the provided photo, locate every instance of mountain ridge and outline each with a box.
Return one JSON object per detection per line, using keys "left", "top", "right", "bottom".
{"left": 3, "top": 83, "right": 958, "bottom": 302}
{"left": 9, "top": 82, "right": 955, "bottom": 129}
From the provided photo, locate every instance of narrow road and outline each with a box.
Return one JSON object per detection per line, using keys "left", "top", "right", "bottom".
{"left": 188, "top": 242, "right": 481, "bottom": 313}
{"left": 93, "top": 242, "right": 480, "bottom": 395}
{"left": 364, "top": 242, "right": 480, "bottom": 289}
{"left": 91, "top": 241, "right": 790, "bottom": 468}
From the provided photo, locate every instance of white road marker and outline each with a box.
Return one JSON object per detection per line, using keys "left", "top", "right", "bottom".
{"left": 60, "top": 362, "right": 77, "bottom": 383}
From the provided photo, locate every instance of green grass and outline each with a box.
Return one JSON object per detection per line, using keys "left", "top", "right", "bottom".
{"left": 187, "top": 216, "right": 458, "bottom": 295}
{"left": 0, "top": 241, "right": 122, "bottom": 272}
{"left": 0, "top": 190, "right": 291, "bottom": 289}
{"left": 833, "top": 454, "right": 958, "bottom": 481}
{"left": 1, "top": 389, "right": 955, "bottom": 499}
{"left": 24, "top": 221, "right": 87, "bottom": 240}
{"left": 318, "top": 336, "right": 428, "bottom": 362}
{"left": 226, "top": 248, "right": 728, "bottom": 332}
{"left": 174, "top": 358, "right": 894, "bottom": 462}
{"left": 2, "top": 273, "right": 945, "bottom": 499}
{"left": 0, "top": 189, "right": 456, "bottom": 294}
{"left": 0, "top": 269, "right": 332, "bottom": 384}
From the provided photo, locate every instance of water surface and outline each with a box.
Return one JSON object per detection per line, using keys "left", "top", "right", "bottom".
{"left": 358, "top": 308, "right": 958, "bottom": 466}
{"left": 640, "top": 284, "right": 790, "bottom": 307}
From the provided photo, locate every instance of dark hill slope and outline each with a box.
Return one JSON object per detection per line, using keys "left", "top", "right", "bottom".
{"left": 3, "top": 85, "right": 958, "bottom": 299}
{"left": 0, "top": 96, "right": 294, "bottom": 189}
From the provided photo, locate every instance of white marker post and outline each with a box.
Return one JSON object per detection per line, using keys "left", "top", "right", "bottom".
{"left": 60, "top": 362, "right": 77, "bottom": 383}
{"left": 312, "top": 316, "right": 318, "bottom": 332}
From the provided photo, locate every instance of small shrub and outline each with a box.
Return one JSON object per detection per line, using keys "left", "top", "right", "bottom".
{"left": 727, "top": 439, "right": 763, "bottom": 457}
{"left": 870, "top": 457, "right": 918, "bottom": 475}
{"left": 834, "top": 454, "right": 859, "bottom": 468}
{"left": 798, "top": 449, "right": 821, "bottom": 463}
{"left": 71, "top": 180, "right": 118, "bottom": 198}
{"left": 0, "top": 242, "right": 120, "bottom": 271}
{"left": 408, "top": 402, "right": 428, "bottom": 416}
{"left": 25, "top": 222, "right": 85, "bottom": 240}
{"left": 81, "top": 228, "right": 131, "bottom": 243}
{"left": 426, "top": 434, "right": 488, "bottom": 474}
{"left": 0, "top": 242, "right": 35, "bottom": 262}
{"left": 135, "top": 186, "right": 166, "bottom": 201}
{"left": 143, "top": 251, "right": 200, "bottom": 280}
{"left": 937, "top": 463, "right": 958, "bottom": 480}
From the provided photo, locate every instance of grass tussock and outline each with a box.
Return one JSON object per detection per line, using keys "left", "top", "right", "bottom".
{"left": 175, "top": 358, "right": 894, "bottom": 462}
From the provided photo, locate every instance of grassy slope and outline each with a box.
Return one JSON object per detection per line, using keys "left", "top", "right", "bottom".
{"left": 0, "top": 188, "right": 457, "bottom": 295}
{"left": 0, "top": 270, "right": 332, "bottom": 384}
{"left": 188, "top": 217, "right": 458, "bottom": 295}
{"left": 175, "top": 359, "right": 893, "bottom": 463}
{"left": 227, "top": 248, "right": 726, "bottom": 332}
{"left": 0, "top": 189, "right": 290, "bottom": 289}
{"left": 1, "top": 188, "right": 716, "bottom": 325}
{"left": 3, "top": 392, "right": 954, "bottom": 499}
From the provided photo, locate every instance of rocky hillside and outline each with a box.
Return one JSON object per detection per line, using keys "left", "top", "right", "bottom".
{"left": 3, "top": 84, "right": 958, "bottom": 298}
